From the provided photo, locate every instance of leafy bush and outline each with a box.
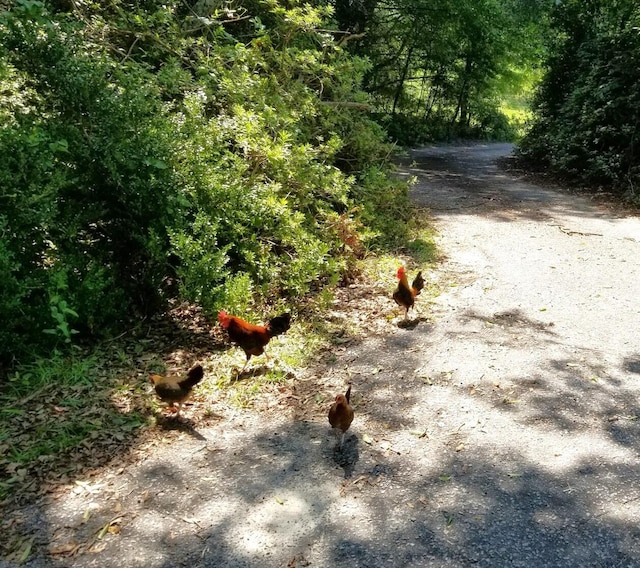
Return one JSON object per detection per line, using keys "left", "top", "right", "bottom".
{"left": 518, "top": 0, "right": 640, "bottom": 199}
{"left": 0, "top": 0, "right": 409, "bottom": 367}
{"left": 0, "top": 2, "right": 185, "bottom": 364}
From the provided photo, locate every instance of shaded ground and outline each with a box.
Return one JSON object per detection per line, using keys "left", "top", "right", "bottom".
{"left": 5, "top": 142, "right": 640, "bottom": 567}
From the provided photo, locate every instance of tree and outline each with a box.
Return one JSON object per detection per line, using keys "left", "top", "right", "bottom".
{"left": 347, "top": 0, "right": 550, "bottom": 142}
{"left": 519, "top": 0, "right": 640, "bottom": 199}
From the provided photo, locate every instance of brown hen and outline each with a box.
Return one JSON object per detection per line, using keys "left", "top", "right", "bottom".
{"left": 149, "top": 364, "right": 204, "bottom": 416}
{"left": 328, "top": 384, "right": 354, "bottom": 448}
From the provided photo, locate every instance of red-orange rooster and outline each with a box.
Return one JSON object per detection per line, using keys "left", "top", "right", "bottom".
{"left": 392, "top": 266, "right": 424, "bottom": 320}
{"left": 328, "top": 384, "right": 354, "bottom": 448}
{"left": 218, "top": 310, "right": 291, "bottom": 373}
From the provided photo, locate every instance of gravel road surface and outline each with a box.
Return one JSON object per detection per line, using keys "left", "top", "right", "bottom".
{"left": 8, "top": 143, "right": 640, "bottom": 568}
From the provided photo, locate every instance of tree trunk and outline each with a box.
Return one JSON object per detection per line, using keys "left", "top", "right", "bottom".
{"left": 392, "top": 43, "right": 415, "bottom": 116}
{"left": 450, "top": 55, "right": 473, "bottom": 135}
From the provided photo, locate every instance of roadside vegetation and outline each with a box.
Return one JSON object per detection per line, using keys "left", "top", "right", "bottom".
{"left": 517, "top": 0, "right": 640, "bottom": 203}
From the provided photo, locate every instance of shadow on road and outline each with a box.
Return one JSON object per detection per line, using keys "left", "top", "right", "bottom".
{"left": 398, "top": 143, "right": 633, "bottom": 226}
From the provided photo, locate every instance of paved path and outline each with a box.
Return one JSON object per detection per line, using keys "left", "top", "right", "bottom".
{"left": 11, "top": 143, "right": 640, "bottom": 568}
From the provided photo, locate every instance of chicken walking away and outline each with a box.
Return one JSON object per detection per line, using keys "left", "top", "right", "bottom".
{"left": 218, "top": 310, "right": 291, "bottom": 373}
{"left": 149, "top": 364, "right": 204, "bottom": 417}
{"left": 328, "top": 384, "right": 354, "bottom": 448}
{"left": 392, "top": 266, "right": 424, "bottom": 320}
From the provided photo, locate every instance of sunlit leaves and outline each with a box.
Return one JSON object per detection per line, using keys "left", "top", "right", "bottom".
{"left": 520, "top": 0, "right": 640, "bottom": 199}
{"left": 0, "top": 0, "right": 408, "bottom": 364}
{"left": 360, "top": 0, "right": 550, "bottom": 142}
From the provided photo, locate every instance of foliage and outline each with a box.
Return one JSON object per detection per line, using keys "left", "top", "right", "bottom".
{"left": 0, "top": 0, "right": 404, "bottom": 367}
{"left": 0, "top": 2, "right": 184, "bottom": 364}
{"left": 342, "top": 0, "right": 550, "bottom": 142}
{"left": 518, "top": 0, "right": 640, "bottom": 199}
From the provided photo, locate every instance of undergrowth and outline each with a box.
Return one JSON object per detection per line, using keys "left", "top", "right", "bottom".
{"left": 0, "top": 350, "right": 148, "bottom": 502}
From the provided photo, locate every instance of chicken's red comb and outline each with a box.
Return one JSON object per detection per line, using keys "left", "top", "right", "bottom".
{"left": 396, "top": 266, "right": 406, "bottom": 278}
{"left": 217, "top": 310, "right": 229, "bottom": 324}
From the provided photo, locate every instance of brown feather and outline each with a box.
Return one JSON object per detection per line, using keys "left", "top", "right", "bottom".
{"left": 150, "top": 364, "right": 204, "bottom": 406}
{"left": 218, "top": 311, "right": 291, "bottom": 363}
{"left": 328, "top": 386, "right": 354, "bottom": 434}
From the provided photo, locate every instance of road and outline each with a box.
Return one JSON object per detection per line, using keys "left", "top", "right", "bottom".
{"left": 11, "top": 143, "right": 640, "bottom": 568}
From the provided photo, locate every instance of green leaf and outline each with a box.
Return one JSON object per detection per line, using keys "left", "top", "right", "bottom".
{"left": 144, "top": 158, "right": 168, "bottom": 169}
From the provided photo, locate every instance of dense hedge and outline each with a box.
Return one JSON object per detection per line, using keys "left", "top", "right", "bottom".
{"left": 518, "top": 0, "right": 640, "bottom": 199}
{"left": 0, "top": 0, "right": 409, "bottom": 366}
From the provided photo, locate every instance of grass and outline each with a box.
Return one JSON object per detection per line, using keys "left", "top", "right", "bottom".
{"left": 0, "top": 349, "right": 149, "bottom": 501}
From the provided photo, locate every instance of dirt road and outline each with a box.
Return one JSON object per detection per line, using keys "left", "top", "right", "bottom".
{"left": 9, "top": 143, "right": 640, "bottom": 567}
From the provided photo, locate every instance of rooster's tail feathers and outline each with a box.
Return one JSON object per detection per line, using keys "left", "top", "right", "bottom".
{"left": 185, "top": 364, "right": 204, "bottom": 387}
{"left": 412, "top": 271, "right": 424, "bottom": 295}
{"left": 267, "top": 313, "right": 291, "bottom": 336}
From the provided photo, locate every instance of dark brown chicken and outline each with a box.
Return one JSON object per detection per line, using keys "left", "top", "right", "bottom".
{"left": 218, "top": 310, "right": 291, "bottom": 373}
{"left": 392, "top": 266, "right": 424, "bottom": 319}
{"left": 149, "top": 364, "right": 204, "bottom": 416}
{"left": 328, "top": 384, "right": 354, "bottom": 448}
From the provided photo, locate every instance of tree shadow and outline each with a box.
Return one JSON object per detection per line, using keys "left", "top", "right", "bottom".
{"left": 28, "top": 395, "right": 640, "bottom": 567}
{"left": 623, "top": 355, "right": 640, "bottom": 375}
{"left": 398, "top": 142, "right": 638, "bottom": 226}
{"left": 466, "top": 308, "right": 558, "bottom": 335}
{"left": 12, "top": 329, "right": 640, "bottom": 567}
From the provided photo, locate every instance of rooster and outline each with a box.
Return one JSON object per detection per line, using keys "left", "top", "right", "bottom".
{"left": 328, "top": 384, "right": 354, "bottom": 448}
{"left": 218, "top": 310, "right": 291, "bottom": 373}
{"left": 392, "top": 266, "right": 424, "bottom": 320}
{"left": 149, "top": 364, "right": 204, "bottom": 417}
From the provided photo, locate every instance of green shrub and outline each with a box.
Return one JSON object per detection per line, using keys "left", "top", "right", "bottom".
{"left": 0, "top": 2, "right": 185, "bottom": 364}
{"left": 0, "top": 0, "right": 412, "bottom": 366}
{"left": 519, "top": 1, "right": 640, "bottom": 199}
